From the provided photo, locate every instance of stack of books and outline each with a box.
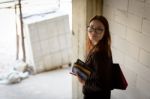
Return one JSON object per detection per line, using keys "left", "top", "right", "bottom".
{"left": 70, "top": 59, "right": 92, "bottom": 80}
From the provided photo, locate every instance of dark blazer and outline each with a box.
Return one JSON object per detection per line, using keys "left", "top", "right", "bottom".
{"left": 82, "top": 50, "right": 113, "bottom": 99}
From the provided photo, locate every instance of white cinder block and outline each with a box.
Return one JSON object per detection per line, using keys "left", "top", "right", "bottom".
{"left": 136, "top": 77, "right": 150, "bottom": 98}
{"left": 124, "top": 56, "right": 150, "bottom": 83}
{"left": 111, "top": 89, "right": 128, "bottom": 99}
{"left": 143, "top": 4, "right": 150, "bottom": 20}
{"left": 58, "top": 35, "right": 67, "bottom": 50}
{"left": 47, "top": 21, "right": 58, "bottom": 38}
{"left": 61, "top": 50, "right": 69, "bottom": 64}
{"left": 109, "top": 20, "right": 126, "bottom": 39}
{"left": 57, "top": 19, "right": 65, "bottom": 34}
{"left": 126, "top": 28, "right": 150, "bottom": 52}
{"left": 31, "top": 42, "right": 42, "bottom": 58}
{"left": 43, "top": 55, "right": 52, "bottom": 70}
{"left": 103, "top": 5, "right": 115, "bottom": 21}
{"left": 28, "top": 23, "right": 39, "bottom": 43}
{"left": 37, "top": 21, "right": 49, "bottom": 41}
{"left": 35, "top": 58, "right": 45, "bottom": 73}
{"left": 64, "top": 18, "right": 70, "bottom": 33}
{"left": 104, "top": 0, "right": 128, "bottom": 11}
{"left": 128, "top": 0, "right": 145, "bottom": 17}
{"left": 114, "top": 0, "right": 128, "bottom": 11}
{"left": 146, "top": 0, "right": 150, "bottom": 4}
{"left": 112, "top": 35, "right": 139, "bottom": 59}
{"left": 138, "top": 0, "right": 145, "bottom": 2}
{"left": 103, "top": 0, "right": 114, "bottom": 7}
{"left": 111, "top": 47, "right": 125, "bottom": 64}
{"left": 127, "top": 13, "right": 142, "bottom": 32}
{"left": 139, "top": 49, "right": 150, "bottom": 67}
{"left": 49, "top": 37, "right": 59, "bottom": 53}
{"left": 50, "top": 53, "right": 62, "bottom": 67}
{"left": 40, "top": 39, "right": 50, "bottom": 55}
{"left": 114, "top": 9, "right": 128, "bottom": 25}
{"left": 142, "top": 19, "right": 150, "bottom": 36}
{"left": 125, "top": 68, "right": 137, "bottom": 88}
{"left": 126, "top": 87, "right": 145, "bottom": 99}
{"left": 138, "top": 94, "right": 150, "bottom": 99}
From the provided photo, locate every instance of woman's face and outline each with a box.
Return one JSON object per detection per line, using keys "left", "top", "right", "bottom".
{"left": 87, "top": 20, "right": 105, "bottom": 45}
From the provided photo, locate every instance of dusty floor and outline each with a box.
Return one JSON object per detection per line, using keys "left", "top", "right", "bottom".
{"left": 0, "top": 67, "right": 72, "bottom": 99}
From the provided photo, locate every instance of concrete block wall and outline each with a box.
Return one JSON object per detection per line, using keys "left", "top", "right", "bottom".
{"left": 103, "top": 0, "right": 150, "bottom": 99}
{"left": 24, "top": 12, "right": 71, "bottom": 73}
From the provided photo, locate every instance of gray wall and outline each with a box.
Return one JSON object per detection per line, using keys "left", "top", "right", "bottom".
{"left": 103, "top": 0, "right": 150, "bottom": 99}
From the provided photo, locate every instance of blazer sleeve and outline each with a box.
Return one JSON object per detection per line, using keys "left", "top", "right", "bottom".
{"left": 83, "top": 52, "right": 113, "bottom": 94}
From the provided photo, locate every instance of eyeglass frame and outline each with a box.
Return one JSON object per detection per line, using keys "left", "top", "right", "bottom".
{"left": 87, "top": 26, "right": 104, "bottom": 34}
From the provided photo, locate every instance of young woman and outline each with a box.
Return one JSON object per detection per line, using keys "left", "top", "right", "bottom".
{"left": 77, "top": 15, "right": 113, "bottom": 99}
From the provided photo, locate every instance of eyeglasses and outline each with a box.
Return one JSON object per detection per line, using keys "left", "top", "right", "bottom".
{"left": 87, "top": 26, "right": 104, "bottom": 34}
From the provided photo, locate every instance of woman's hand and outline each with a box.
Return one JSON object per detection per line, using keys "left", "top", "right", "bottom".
{"left": 77, "top": 75, "right": 85, "bottom": 85}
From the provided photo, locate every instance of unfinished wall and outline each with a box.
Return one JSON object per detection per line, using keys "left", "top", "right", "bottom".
{"left": 24, "top": 12, "right": 71, "bottom": 73}
{"left": 103, "top": 0, "right": 150, "bottom": 99}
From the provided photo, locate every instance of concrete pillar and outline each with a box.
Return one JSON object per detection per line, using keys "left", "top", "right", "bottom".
{"left": 72, "top": 0, "right": 102, "bottom": 99}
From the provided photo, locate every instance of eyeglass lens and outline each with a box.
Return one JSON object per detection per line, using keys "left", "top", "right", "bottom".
{"left": 87, "top": 26, "right": 104, "bottom": 34}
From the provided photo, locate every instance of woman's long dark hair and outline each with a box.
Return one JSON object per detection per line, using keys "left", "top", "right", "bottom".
{"left": 86, "top": 15, "right": 112, "bottom": 57}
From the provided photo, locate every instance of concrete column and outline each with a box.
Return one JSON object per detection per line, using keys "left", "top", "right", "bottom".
{"left": 72, "top": 0, "right": 102, "bottom": 99}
